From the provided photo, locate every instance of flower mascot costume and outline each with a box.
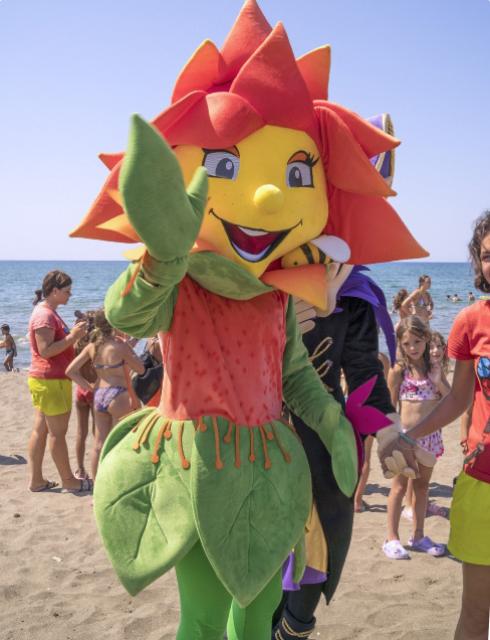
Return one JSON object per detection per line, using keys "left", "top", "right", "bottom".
{"left": 72, "top": 2, "right": 427, "bottom": 638}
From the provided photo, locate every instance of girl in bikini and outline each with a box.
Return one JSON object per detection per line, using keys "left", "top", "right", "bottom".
{"left": 66, "top": 309, "right": 145, "bottom": 478}
{"left": 402, "top": 275, "right": 433, "bottom": 326}
{"left": 383, "top": 315, "right": 450, "bottom": 559}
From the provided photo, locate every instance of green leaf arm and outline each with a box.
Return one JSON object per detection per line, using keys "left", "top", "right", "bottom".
{"left": 105, "top": 254, "right": 184, "bottom": 337}
{"left": 282, "top": 297, "right": 358, "bottom": 496}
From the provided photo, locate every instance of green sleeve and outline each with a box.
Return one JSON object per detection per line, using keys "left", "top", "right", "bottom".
{"left": 105, "top": 253, "right": 186, "bottom": 338}
{"left": 282, "top": 297, "right": 358, "bottom": 497}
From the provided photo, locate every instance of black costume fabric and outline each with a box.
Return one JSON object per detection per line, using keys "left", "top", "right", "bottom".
{"left": 291, "top": 295, "right": 395, "bottom": 605}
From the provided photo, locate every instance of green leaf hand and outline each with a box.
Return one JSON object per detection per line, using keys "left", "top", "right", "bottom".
{"left": 119, "top": 114, "right": 208, "bottom": 262}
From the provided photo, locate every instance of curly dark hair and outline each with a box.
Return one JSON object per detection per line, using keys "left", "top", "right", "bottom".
{"left": 469, "top": 211, "right": 490, "bottom": 293}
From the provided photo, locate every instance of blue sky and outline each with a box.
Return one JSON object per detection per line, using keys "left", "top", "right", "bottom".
{"left": 1, "top": 0, "right": 489, "bottom": 261}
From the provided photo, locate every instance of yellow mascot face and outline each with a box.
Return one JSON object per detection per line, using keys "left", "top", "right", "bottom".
{"left": 174, "top": 125, "right": 328, "bottom": 278}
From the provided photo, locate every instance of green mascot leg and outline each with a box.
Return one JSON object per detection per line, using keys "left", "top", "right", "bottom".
{"left": 175, "top": 542, "right": 282, "bottom": 640}
{"left": 175, "top": 542, "right": 232, "bottom": 639}
{"left": 226, "top": 570, "right": 282, "bottom": 640}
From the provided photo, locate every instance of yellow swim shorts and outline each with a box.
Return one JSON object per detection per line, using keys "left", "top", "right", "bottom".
{"left": 28, "top": 377, "right": 72, "bottom": 416}
{"left": 448, "top": 471, "right": 490, "bottom": 566}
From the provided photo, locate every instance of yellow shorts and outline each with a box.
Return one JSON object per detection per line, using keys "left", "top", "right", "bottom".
{"left": 448, "top": 471, "right": 490, "bottom": 566}
{"left": 28, "top": 377, "right": 72, "bottom": 416}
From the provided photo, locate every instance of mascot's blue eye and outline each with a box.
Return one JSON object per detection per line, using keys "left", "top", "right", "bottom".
{"left": 203, "top": 151, "right": 240, "bottom": 180}
{"left": 286, "top": 162, "right": 313, "bottom": 188}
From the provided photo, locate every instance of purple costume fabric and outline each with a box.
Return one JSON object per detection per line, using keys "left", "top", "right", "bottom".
{"left": 337, "top": 265, "right": 396, "bottom": 365}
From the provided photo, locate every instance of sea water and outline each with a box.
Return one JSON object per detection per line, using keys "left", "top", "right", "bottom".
{"left": 0, "top": 260, "right": 478, "bottom": 371}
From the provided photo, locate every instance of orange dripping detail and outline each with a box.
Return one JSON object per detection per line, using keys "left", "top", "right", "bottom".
{"left": 223, "top": 421, "right": 233, "bottom": 444}
{"left": 151, "top": 422, "right": 167, "bottom": 464}
{"left": 177, "top": 422, "right": 190, "bottom": 469}
{"left": 121, "top": 258, "right": 143, "bottom": 298}
{"left": 132, "top": 414, "right": 151, "bottom": 450}
{"left": 265, "top": 424, "right": 274, "bottom": 441}
{"left": 271, "top": 424, "right": 292, "bottom": 463}
{"left": 140, "top": 413, "right": 160, "bottom": 446}
{"left": 197, "top": 416, "right": 207, "bottom": 432}
{"left": 234, "top": 425, "right": 241, "bottom": 469}
{"left": 249, "top": 428, "right": 256, "bottom": 463}
{"left": 258, "top": 425, "right": 272, "bottom": 470}
{"left": 212, "top": 417, "right": 224, "bottom": 470}
{"left": 164, "top": 421, "right": 173, "bottom": 440}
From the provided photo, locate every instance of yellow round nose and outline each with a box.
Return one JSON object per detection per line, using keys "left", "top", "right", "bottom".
{"left": 253, "top": 184, "right": 284, "bottom": 214}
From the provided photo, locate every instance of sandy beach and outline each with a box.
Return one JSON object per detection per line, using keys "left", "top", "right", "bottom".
{"left": 0, "top": 372, "right": 462, "bottom": 640}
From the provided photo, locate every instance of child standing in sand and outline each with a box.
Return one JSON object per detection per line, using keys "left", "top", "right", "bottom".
{"left": 66, "top": 309, "right": 144, "bottom": 479}
{"left": 1, "top": 324, "right": 17, "bottom": 371}
{"left": 383, "top": 316, "right": 449, "bottom": 559}
{"left": 72, "top": 311, "right": 97, "bottom": 481}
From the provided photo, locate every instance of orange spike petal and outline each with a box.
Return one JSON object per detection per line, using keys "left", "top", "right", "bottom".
{"left": 99, "top": 152, "right": 124, "bottom": 170}
{"left": 220, "top": 0, "right": 272, "bottom": 79}
{"left": 297, "top": 46, "right": 331, "bottom": 101}
{"left": 230, "top": 23, "right": 314, "bottom": 133}
{"left": 261, "top": 264, "right": 329, "bottom": 311}
{"left": 98, "top": 213, "right": 141, "bottom": 242}
{"left": 318, "top": 107, "right": 394, "bottom": 197}
{"left": 326, "top": 191, "right": 429, "bottom": 264}
{"left": 152, "top": 90, "right": 206, "bottom": 137}
{"left": 317, "top": 102, "right": 400, "bottom": 156}
{"left": 172, "top": 40, "right": 226, "bottom": 103}
{"left": 107, "top": 189, "right": 123, "bottom": 207}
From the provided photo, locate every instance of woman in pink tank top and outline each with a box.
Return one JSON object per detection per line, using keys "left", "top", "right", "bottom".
{"left": 27, "top": 270, "right": 92, "bottom": 493}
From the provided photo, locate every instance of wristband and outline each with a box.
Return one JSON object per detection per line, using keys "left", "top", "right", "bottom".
{"left": 399, "top": 432, "right": 417, "bottom": 446}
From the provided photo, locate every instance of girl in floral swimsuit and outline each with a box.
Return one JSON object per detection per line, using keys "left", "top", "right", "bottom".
{"left": 383, "top": 316, "right": 450, "bottom": 559}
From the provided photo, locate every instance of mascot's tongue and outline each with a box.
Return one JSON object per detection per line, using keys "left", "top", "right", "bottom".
{"left": 226, "top": 223, "right": 282, "bottom": 255}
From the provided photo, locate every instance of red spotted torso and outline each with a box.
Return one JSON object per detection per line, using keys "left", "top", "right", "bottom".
{"left": 158, "top": 276, "right": 288, "bottom": 426}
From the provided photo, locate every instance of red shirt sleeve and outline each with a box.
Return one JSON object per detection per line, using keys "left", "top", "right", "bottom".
{"left": 447, "top": 308, "right": 472, "bottom": 360}
{"left": 30, "top": 306, "right": 58, "bottom": 332}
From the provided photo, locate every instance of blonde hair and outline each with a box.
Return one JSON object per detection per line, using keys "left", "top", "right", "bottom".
{"left": 430, "top": 331, "right": 449, "bottom": 374}
{"left": 396, "top": 315, "right": 431, "bottom": 375}
{"left": 91, "top": 309, "right": 115, "bottom": 358}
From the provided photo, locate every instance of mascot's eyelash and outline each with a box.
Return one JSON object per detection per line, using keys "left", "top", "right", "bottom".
{"left": 304, "top": 152, "right": 320, "bottom": 167}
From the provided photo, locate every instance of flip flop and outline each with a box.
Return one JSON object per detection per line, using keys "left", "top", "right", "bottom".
{"left": 426, "top": 502, "right": 448, "bottom": 518}
{"left": 61, "top": 478, "right": 93, "bottom": 494}
{"left": 382, "top": 539, "right": 410, "bottom": 560}
{"left": 354, "top": 500, "right": 369, "bottom": 513}
{"left": 407, "top": 536, "right": 446, "bottom": 557}
{"left": 29, "top": 480, "right": 59, "bottom": 493}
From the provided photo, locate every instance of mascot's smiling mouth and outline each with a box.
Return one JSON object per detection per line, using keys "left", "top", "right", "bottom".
{"left": 210, "top": 209, "right": 302, "bottom": 263}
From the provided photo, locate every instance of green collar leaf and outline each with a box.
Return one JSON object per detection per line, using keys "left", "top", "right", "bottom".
{"left": 188, "top": 252, "right": 273, "bottom": 300}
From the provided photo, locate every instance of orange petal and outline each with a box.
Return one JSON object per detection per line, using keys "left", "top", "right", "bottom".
{"left": 172, "top": 40, "right": 226, "bottom": 103}
{"left": 297, "top": 46, "right": 331, "bottom": 101}
{"left": 262, "top": 264, "right": 328, "bottom": 310}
